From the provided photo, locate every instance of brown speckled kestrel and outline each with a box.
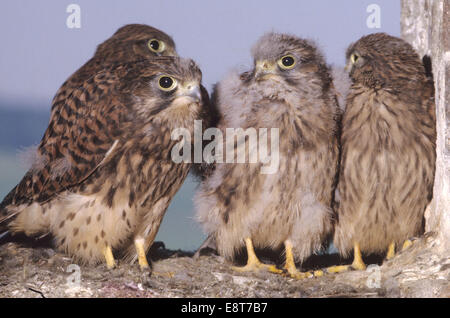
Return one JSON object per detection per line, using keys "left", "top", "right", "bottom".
{"left": 330, "top": 33, "right": 436, "bottom": 272}
{"left": 0, "top": 56, "right": 206, "bottom": 270}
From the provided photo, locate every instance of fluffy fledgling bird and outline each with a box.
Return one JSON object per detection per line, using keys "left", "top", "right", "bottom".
{"left": 0, "top": 57, "right": 206, "bottom": 269}
{"left": 195, "top": 33, "right": 340, "bottom": 278}
{"left": 331, "top": 33, "right": 436, "bottom": 271}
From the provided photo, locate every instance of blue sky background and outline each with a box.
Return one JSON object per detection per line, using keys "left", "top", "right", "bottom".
{"left": 0, "top": 0, "right": 401, "bottom": 251}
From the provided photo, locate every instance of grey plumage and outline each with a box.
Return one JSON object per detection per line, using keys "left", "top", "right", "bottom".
{"left": 195, "top": 33, "right": 339, "bottom": 274}
{"left": 331, "top": 66, "right": 351, "bottom": 112}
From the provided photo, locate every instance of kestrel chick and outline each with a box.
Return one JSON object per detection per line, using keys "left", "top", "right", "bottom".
{"left": 195, "top": 33, "right": 340, "bottom": 278}
{"left": 0, "top": 57, "right": 206, "bottom": 269}
{"left": 331, "top": 33, "right": 436, "bottom": 272}
{"left": 50, "top": 24, "right": 177, "bottom": 118}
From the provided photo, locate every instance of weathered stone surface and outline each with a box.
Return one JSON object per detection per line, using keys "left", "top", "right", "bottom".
{"left": 0, "top": 239, "right": 448, "bottom": 298}
{"left": 401, "top": 0, "right": 450, "bottom": 253}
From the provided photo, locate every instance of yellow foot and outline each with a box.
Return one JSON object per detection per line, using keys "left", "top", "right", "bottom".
{"left": 134, "top": 238, "right": 151, "bottom": 271}
{"left": 103, "top": 245, "right": 116, "bottom": 269}
{"left": 327, "top": 242, "right": 366, "bottom": 273}
{"left": 313, "top": 270, "right": 324, "bottom": 277}
{"left": 327, "top": 261, "right": 366, "bottom": 273}
{"left": 232, "top": 237, "right": 282, "bottom": 274}
{"left": 232, "top": 262, "right": 282, "bottom": 274}
{"left": 402, "top": 239, "right": 413, "bottom": 251}
{"left": 351, "top": 259, "right": 367, "bottom": 270}
{"left": 283, "top": 240, "right": 312, "bottom": 279}
{"left": 386, "top": 242, "right": 396, "bottom": 260}
{"left": 352, "top": 242, "right": 367, "bottom": 270}
{"left": 284, "top": 265, "right": 313, "bottom": 279}
{"left": 327, "top": 265, "right": 351, "bottom": 273}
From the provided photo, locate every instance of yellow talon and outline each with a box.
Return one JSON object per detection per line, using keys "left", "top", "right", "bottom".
{"left": 103, "top": 245, "right": 116, "bottom": 269}
{"left": 313, "top": 270, "right": 324, "bottom": 277}
{"left": 402, "top": 239, "right": 413, "bottom": 251}
{"left": 386, "top": 242, "right": 396, "bottom": 260}
{"left": 327, "top": 265, "right": 351, "bottom": 273}
{"left": 327, "top": 242, "right": 366, "bottom": 273}
{"left": 134, "top": 238, "right": 150, "bottom": 270}
{"left": 232, "top": 238, "right": 282, "bottom": 274}
{"left": 267, "top": 265, "right": 284, "bottom": 274}
{"left": 283, "top": 240, "right": 313, "bottom": 279}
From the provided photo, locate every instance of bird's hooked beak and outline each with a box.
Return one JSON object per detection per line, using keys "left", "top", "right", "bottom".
{"left": 254, "top": 60, "right": 277, "bottom": 80}
{"left": 344, "top": 61, "right": 353, "bottom": 73}
{"left": 178, "top": 82, "right": 202, "bottom": 103}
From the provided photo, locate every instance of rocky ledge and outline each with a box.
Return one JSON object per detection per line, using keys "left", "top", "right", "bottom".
{"left": 0, "top": 234, "right": 448, "bottom": 298}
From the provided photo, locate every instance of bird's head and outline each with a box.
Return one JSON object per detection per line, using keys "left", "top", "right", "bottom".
{"left": 246, "top": 32, "right": 330, "bottom": 89}
{"left": 345, "top": 33, "right": 425, "bottom": 90}
{"left": 94, "top": 24, "right": 177, "bottom": 63}
{"left": 131, "top": 57, "right": 203, "bottom": 124}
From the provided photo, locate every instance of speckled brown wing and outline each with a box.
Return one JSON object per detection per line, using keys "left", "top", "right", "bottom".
{"left": 1, "top": 64, "right": 137, "bottom": 209}
{"left": 49, "top": 58, "right": 106, "bottom": 115}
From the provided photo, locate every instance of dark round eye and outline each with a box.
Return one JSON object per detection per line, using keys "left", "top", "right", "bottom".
{"left": 278, "top": 55, "right": 296, "bottom": 69}
{"left": 149, "top": 40, "right": 159, "bottom": 51}
{"left": 282, "top": 56, "right": 295, "bottom": 66}
{"left": 148, "top": 39, "right": 165, "bottom": 53}
{"left": 158, "top": 76, "right": 177, "bottom": 91}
